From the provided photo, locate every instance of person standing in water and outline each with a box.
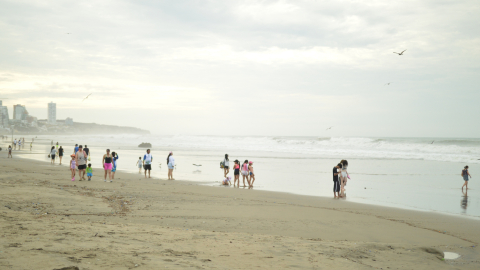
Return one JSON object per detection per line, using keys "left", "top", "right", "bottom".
{"left": 223, "top": 154, "right": 230, "bottom": 177}
{"left": 339, "top": 160, "right": 349, "bottom": 197}
{"left": 50, "top": 146, "right": 57, "bottom": 164}
{"left": 462, "top": 166, "right": 472, "bottom": 191}
{"left": 58, "top": 146, "right": 64, "bottom": 165}
{"left": 143, "top": 149, "right": 153, "bottom": 178}
{"left": 241, "top": 160, "right": 250, "bottom": 187}
{"left": 333, "top": 163, "right": 341, "bottom": 198}
{"left": 248, "top": 161, "right": 255, "bottom": 187}
{"left": 136, "top": 157, "right": 143, "bottom": 173}
{"left": 111, "top": 152, "right": 119, "bottom": 179}
{"left": 102, "top": 149, "right": 113, "bottom": 182}
{"left": 167, "top": 152, "right": 175, "bottom": 180}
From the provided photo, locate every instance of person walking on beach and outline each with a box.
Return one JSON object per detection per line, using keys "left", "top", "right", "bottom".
{"left": 86, "top": 163, "right": 93, "bottom": 181}
{"left": 56, "top": 142, "right": 59, "bottom": 149}
{"left": 333, "top": 163, "right": 341, "bottom": 198}
{"left": 167, "top": 151, "right": 175, "bottom": 180}
{"left": 462, "top": 166, "right": 472, "bottom": 191}
{"left": 143, "top": 149, "right": 153, "bottom": 178}
{"left": 241, "top": 160, "right": 250, "bottom": 187}
{"left": 136, "top": 157, "right": 143, "bottom": 173}
{"left": 13, "top": 139, "right": 17, "bottom": 150}
{"left": 50, "top": 146, "right": 57, "bottom": 164}
{"left": 111, "top": 152, "right": 119, "bottom": 179}
{"left": 30, "top": 142, "right": 32, "bottom": 151}
{"left": 223, "top": 154, "right": 230, "bottom": 177}
{"left": 248, "top": 161, "right": 255, "bottom": 187}
{"left": 74, "top": 144, "right": 79, "bottom": 154}
{"left": 76, "top": 145, "right": 87, "bottom": 180}
{"left": 58, "top": 146, "right": 64, "bottom": 165}
{"left": 7, "top": 145, "right": 12, "bottom": 158}
{"left": 70, "top": 154, "right": 76, "bottom": 181}
{"left": 17, "top": 139, "right": 22, "bottom": 150}
{"left": 103, "top": 149, "right": 113, "bottom": 182}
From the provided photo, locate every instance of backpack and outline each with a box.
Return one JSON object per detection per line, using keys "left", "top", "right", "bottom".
{"left": 220, "top": 161, "right": 225, "bottom": 169}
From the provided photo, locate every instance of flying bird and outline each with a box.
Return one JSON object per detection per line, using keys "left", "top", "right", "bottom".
{"left": 326, "top": 126, "right": 333, "bottom": 131}
{"left": 384, "top": 82, "right": 393, "bottom": 86}
{"left": 82, "top": 93, "right": 92, "bottom": 102}
{"left": 393, "top": 50, "right": 406, "bottom": 55}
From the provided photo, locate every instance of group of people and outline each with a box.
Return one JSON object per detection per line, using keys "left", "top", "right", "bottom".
{"left": 333, "top": 160, "right": 349, "bottom": 198}
{"left": 222, "top": 154, "right": 256, "bottom": 187}
{"left": 6, "top": 138, "right": 32, "bottom": 158}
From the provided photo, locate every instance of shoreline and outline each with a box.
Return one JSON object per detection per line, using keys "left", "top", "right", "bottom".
{"left": 13, "top": 147, "right": 480, "bottom": 221}
{"left": 1, "top": 155, "right": 479, "bottom": 269}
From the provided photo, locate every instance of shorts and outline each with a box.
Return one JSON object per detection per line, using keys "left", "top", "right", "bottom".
{"left": 241, "top": 171, "right": 248, "bottom": 176}
{"left": 144, "top": 164, "right": 152, "bottom": 170}
{"left": 51, "top": 155, "right": 55, "bottom": 160}
{"left": 168, "top": 164, "right": 174, "bottom": 170}
{"left": 138, "top": 164, "right": 143, "bottom": 168}
{"left": 234, "top": 169, "right": 239, "bottom": 175}
{"left": 104, "top": 163, "right": 113, "bottom": 170}
{"left": 224, "top": 166, "right": 229, "bottom": 169}
{"left": 87, "top": 173, "right": 93, "bottom": 177}
{"left": 78, "top": 164, "right": 86, "bottom": 170}
{"left": 112, "top": 167, "right": 117, "bottom": 172}
{"left": 59, "top": 153, "right": 63, "bottom": 157}
{"left": 249, "top": 172, "right": 253, "bottom": 176}
{"left": 463, "top": 175, "right": 469, "bottom": 181}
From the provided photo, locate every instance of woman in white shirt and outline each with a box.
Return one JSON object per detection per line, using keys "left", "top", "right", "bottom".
{"left": 223, "top": 154, "right": 230, "bottom": 177}
{"left": 50, "top": 146, "right": 57, "bottom": 164}
{"left": 167, "top": 152, "right": 175, "bottom": 180}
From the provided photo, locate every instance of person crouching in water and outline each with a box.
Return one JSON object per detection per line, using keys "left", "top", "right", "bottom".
{"left": 241, "top": 160, "right": 250, "bottom": 187}
{"left": 233, "top": 160, "right": 240, "bottom": 187}
{"left": 222, "top": 176, "right": 232, "bottom": 186}
{"left": 86, "top": 163, "right": 93, "bottom": 181}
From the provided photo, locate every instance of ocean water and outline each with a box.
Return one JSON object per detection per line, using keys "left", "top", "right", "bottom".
{"left": 5, "top": 135, "right": 480, "bottom": 219}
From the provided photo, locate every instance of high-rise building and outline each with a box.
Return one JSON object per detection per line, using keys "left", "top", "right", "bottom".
{"left": 0, "top": 100, "right": 9, "bottom": 128}
{"left": 48, "top": 102, "right": 56, "bottom": 124}
{"left": 13, "top": 104, "right": 28, "bottom": 121}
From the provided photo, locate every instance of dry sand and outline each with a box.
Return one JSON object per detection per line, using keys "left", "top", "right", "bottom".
{"left": 0, "top": 156, "right": 479, "bottom": 269}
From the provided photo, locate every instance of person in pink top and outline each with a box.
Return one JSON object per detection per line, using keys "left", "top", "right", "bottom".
{"left": 70, "top": 154, "right": 76, "bottom": 181}
{"left": 241, "top": 160, "right": 250, "bottom": 187}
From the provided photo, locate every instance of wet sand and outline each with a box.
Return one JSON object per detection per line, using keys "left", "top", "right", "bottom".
{"left": 0, "top": 156, "right": 479, "bottom": 269}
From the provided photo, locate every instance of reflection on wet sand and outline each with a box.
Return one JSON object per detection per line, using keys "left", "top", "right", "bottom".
{"left": 461, "top": 190, "right": 468, "bottom": 212}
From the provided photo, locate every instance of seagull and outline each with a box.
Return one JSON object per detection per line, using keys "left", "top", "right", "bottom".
{"left": 326, "top": 126, "right": 333, "bottom": 131}
{"left": 82, "top": 93, "right": 92, "bottom": 102}
{"left": 193, "top": 164, "right": 202, "bottom": 166}
{"left": 384, "top": 82, "right": 393, "bottom": 86}
{"left": 393, "top": 50, "right": 406, "bottom": 55}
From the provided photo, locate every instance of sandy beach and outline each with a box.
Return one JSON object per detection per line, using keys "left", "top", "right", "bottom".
{"left": 0, "top": 156, "right": 479, "bottom": 269}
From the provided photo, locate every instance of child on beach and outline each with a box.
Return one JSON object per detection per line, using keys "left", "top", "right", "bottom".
{"left": 8, "top": 145, "right": 12, "bottom": 158}
{"left": 136, "top": 157, "right": 142, "bottom": 173}
{"left": 233, "top": 160, "right": 240, "bottom": 186}
{"left": 222, "top": 176, "right": 232, "bottom": 186}
{"left": 248, "top": 161, "right": 255, "bottom": 187}
{"left": 70, "top": 154, "right": 76, "bottom": 181}
{"left": 241, "top": 160, "right": 250, "bottom": 187}
{"left": 86, "top": 163, "right": 93, "bottom": 181}
{"left": 333, "top": 163, "right": 341, "bottom": 198}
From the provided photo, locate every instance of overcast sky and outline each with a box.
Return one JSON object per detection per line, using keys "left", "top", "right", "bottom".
{"left": 0, "top": 0, "right": 479, "bottom": 137}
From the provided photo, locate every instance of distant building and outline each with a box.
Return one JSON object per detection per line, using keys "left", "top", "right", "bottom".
{"left": 65, "top": 117, "right": 74, "bottom": 126}
{"left": 48, "top": 102, "right": 56, "bottom": 124}
{"left": 13, "top": 104, "right": 28, "bottom": 121}
{"left": 0, "top": 100, "right": 9, "bottom": 128}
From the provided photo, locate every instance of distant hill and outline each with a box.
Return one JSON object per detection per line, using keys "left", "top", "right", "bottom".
{"left": 1, "top": 121, "right": 150, "bottom": 135}
{"left": 72, "top": 122, "right": 150, "bottom": 134}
